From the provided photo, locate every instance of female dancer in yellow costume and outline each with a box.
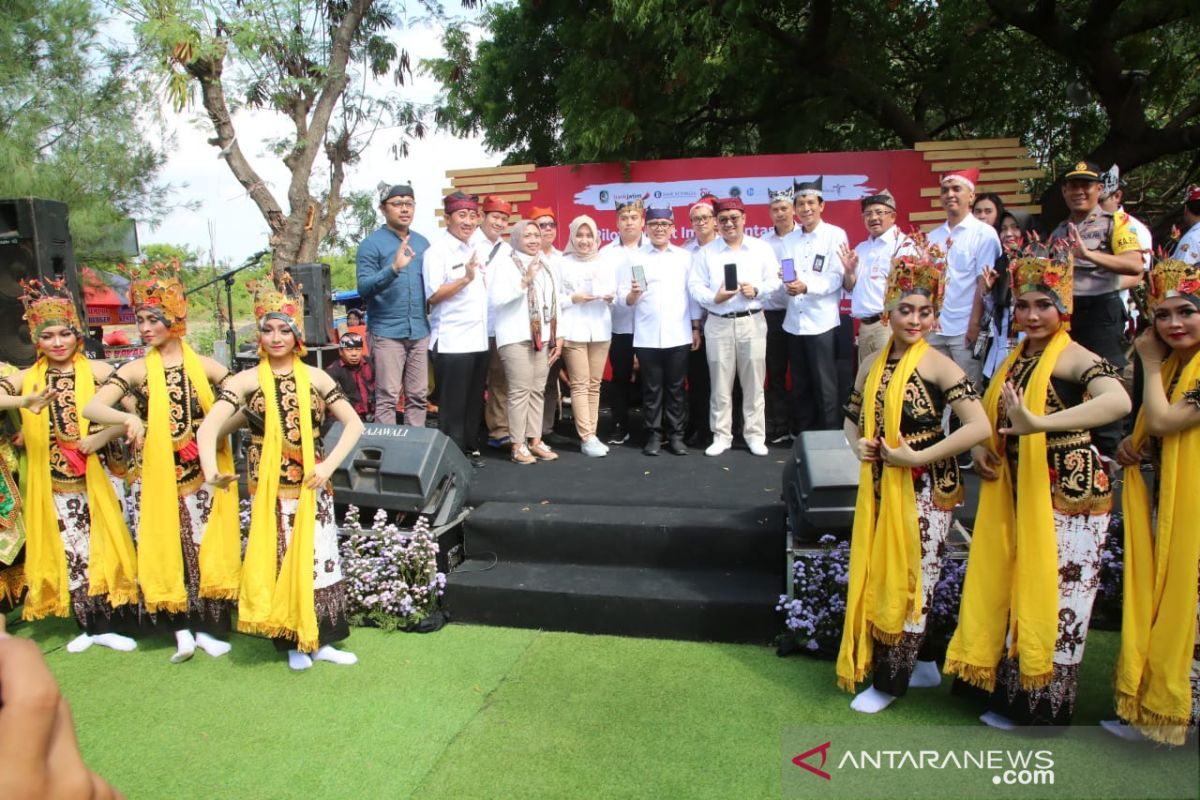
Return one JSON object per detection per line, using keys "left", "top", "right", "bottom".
{"left": 198, "top": 278, "right": 364, "bottom": 670}
{"left": 1108, "top": 252, "right": 1200, "bottom": 745}
{"left": 837, "top": 237, "right": 990, "bottom": 713}
{"left": 0, "top": 281, "right": 137, "bottom": 653}
{"left": 84, "top": 262, "right": 242, "bottom": 663}
{"left": 946, "top": 241, "right": 1131, "bottom": 728}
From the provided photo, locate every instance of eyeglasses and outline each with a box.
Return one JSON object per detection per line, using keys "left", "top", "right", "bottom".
{"left": 384, "top": 200, "right": 415, "bottom": 208}
{"left": 690, "top": 214, "right": 714, "bottom": 223}
{"left": 862, "top": 209, "right": 894, "bottom": 219}
{"left": 716, "top": 214, "right": 742, "bottom": 225}
{"left": 537, "top": 221, "right": 556, "bottom": 230}
{"left": 646, "top": 221, "right": 673, "bottom": 228}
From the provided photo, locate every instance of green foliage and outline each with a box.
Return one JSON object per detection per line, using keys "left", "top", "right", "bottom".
{"left": 0, "top": 0, "right": 179, "bottom": 252}
{"left": 424, "top": 0, "right": 1200, "bottom": 223}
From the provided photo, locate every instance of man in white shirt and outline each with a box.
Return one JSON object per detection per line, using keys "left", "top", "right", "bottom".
{"left": 480, "top": 196, "right": 515, "bottom": 449}
{"left": 423, "top": 191, "right": 491, "bottom": 463}
{"left": 683, "top": 196, "right": 718, "bottom": 447}
{"left": 760, "top": 185, "right": 797, "bottom": 443}
{"left": 600, "top": 196, "right": 647, "bottom": 445}
{"left": 927, "top": 168, "right": 1001, "bottom": 390}
{"left": 1177, "top": 185, "right": 1200, "bottom": 264}
{"left": 623, "top": 207, "right": 702, "bottom": 456}
{"left": 780, "top": 176, "right": 848, "bottom": 432}
{"left": 688, "top": 197, "right": 781, "bottom": 456}
{"left": 840, "top": 190, "right": 908, "bottom": 365}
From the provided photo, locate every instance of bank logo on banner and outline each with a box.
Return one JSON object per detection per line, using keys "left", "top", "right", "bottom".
{"left": 574, "top": 175, "right": 874, "bottom": 210}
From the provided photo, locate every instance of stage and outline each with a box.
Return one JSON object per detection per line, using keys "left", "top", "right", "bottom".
{"left": 442, "top": 406, "right": 991, "bottom": 645}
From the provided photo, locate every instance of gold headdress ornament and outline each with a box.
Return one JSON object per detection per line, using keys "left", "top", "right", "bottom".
{"left": 19, "top": 278, "right": 82, "bottom": 346}
{"left": 884, "top": 230, "right": 947, "bottom": 314}
{"left": 1148, "top": 231, "right": 1200, "bottom": 309}
{"left": 248, "top": 273, "right": 307, "bottom": 356}
{"left": 1008, "top": 234, "right": 1074, "bottom": 316}
{"left": 122, "top": 259, "right": 189, "bottom": 336}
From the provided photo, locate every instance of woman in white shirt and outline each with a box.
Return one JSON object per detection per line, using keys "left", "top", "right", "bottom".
{"left": 489, "top": 220, "right": 563, "bottom": 464}
{"left": 558, "top": 215, "right": 616, "bottom": 457}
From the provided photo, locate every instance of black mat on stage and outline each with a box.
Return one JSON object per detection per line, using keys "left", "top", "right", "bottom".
{"left": 466, "top": 438, "right": 788, "bottom": 512}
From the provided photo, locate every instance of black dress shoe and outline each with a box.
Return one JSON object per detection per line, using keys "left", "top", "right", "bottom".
{"left": 544, "top": 431, "right": 574, "bottom": 448}
{"left": 642, "top": 439, "right": 661, "bottom": 456}
{"left": 666, "top": 437, "right": 688, "bottom": 456}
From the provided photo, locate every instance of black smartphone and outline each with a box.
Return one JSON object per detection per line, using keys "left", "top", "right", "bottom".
{"left": 632, "top": 264, "right": 647, "bottom": 288}
{"left": 812, "top": 254, "right": 825, "bottom": 273}
{"left": 724, "top": 263, "right": 738, "bottom": 291}
{"left": 781, "top": 258, "right": 796, "bottom": 283}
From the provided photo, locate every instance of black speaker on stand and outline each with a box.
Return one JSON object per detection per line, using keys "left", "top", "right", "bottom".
{"left": 286, "top": 262, "right": 334, "bottom": 346}
{"left": 0, "top": 198, "right": 81, "bottom": 367}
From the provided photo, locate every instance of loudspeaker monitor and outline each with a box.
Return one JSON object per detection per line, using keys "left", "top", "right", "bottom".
{"left": 0, "top": 198, "right": 81, "bottom": 366}
{"left": 286, "top": 262, "right": 334, "bottom": 346}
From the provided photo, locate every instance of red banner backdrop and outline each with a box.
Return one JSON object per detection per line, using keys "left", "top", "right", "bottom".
{"left": 487, "top": 149, "right": 931, "bottom": 249}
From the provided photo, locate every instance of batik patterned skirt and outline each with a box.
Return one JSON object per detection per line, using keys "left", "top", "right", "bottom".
{"left": 268, "top": 488, "right": 349, "bottom": 650}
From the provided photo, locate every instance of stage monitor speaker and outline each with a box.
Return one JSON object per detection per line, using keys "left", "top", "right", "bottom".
{"left": 782, "top": 429, "right": 859, "bottom": 543}
{"left": 286, "top": 262, "right": 334, "bottom": 346}
{"left": 0, "top": 198, "right": 81, "bottom": 367}
{"left": 325, "top": 423, "right": 471, "bottom": 529}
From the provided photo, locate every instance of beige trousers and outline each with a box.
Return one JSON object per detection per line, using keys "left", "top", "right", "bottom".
{"left": 704, "top": 312, "right": 767, "bottom": 445}
{"left": 484, "top": 337, "right": 509, "bottom": 439}
{"left": 498, "top": 341, "right": 549, "bottom": 442}
{"left": 855, "top": 318, "right": 891, "bottom": 367}
{"left": 562, "top": 339, "right": 611, "bottom": 440}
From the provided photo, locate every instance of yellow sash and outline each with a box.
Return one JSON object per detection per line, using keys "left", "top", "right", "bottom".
{"left": 238, "top": 357, "right": 319, "bottom": 651}
{"left": 945, "top": 329, "right": 1071, "bottom": 690}
{"left": 836, "top": 337, "right": 927, "bottom": 692}
{"left": 20, "top": 355, "right": 138, "bottom": 619}
{"left": 139, "top": 343, "right": 240, "bottom": 612}
{"left": 1115, "top": 352, "right": 1200, "bottom": 745}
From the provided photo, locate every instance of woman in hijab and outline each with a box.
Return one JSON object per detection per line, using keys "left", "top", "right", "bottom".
{"left": 489, "top": 220, "right": 562, "bottom": 464}
{"left": 558, "top": 215, "right": 616, "bottom": 457}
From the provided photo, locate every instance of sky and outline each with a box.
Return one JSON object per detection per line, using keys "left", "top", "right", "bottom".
{"left": 141, "top": 11, "right": 499, "bottom": 267}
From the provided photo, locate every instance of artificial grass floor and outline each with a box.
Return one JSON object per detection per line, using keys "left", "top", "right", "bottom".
{"left": 11, "top": 616, "right": 1134, "bottom": 799}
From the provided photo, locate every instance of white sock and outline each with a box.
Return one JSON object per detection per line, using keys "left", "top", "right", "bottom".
{"left": 66, "top": 633, "right": 94, "bottom": 653}
{"left": 91, "top": 633, "right": 137, "bottom": 652}
{"left": 171, "top": 629, "right": 196, "bottom": 663}
{"left": 195, "top": 632, "right": 232, "bottom": 658}
{"left": 288, "top": 650, "right": 313, "bottom": 671}
{"left": 980, "top": 711, "right": 1017, "bottom": 731}
{"left": 313, "top": 645, "right": 358, "bottom": 665}
{"left": 850, "top": 687, "right": 897, "bottom": 714}
{"left": 1100, "top": 719, "right": 1147, "bottom": 742}
{"left": 909, "top": 659, "right": 942, "bottom": 688}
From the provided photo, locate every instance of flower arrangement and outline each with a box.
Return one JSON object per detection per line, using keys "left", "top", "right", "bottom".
{"left": 339, "top": 506, "right": 446, "bottom": 631}
{"left": 776, "top": 534, "right": 967, "bottom": 657}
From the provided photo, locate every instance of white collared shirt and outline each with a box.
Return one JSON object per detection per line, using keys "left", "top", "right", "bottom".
{"left": 558, "top": 254, "right": 615, "bottom": 342}
{"left": 479, "top": 235, "right": 513, "bottom": 337}
{"left": 850, "top": 225, "right": 911, "bottom": 318}
{"left": 620, "top": 243, "right": 701, "bottom": 349}
{"left": 1175, "top": 220, "right": 1200, "bottom": 265}
{"left": 423, "top": 231, "right": 491, "bottom": 353}
{"left": 489, "top": 250, "right": 561, "bottom": 349}
{"left": 928, "top": 214, "right": 1001, "bottom": 337}
{"left": 688, "top": 235, "right": 781, "bottom": 316}
{"left": 778, "top": 221, "right": 848, "bottom": 335}
{"left": 600, "top": 237, "right": 646, "bottom": 334}
{"left": 758, "top": 226, "right": 793, "bottom": 311}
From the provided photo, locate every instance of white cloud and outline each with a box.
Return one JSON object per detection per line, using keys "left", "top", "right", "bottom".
{"left": 145, "top": 15, "right": 499, "bottom": 270}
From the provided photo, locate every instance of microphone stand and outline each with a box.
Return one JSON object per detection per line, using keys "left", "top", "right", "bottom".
{"left": 185, "top": 251, "right": 266, "bottom": 371}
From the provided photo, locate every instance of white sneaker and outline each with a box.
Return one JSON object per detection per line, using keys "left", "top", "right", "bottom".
{"left": 747, "top": 441, "right": 769, "bottom": 456}
{"left": 705, "top": 439, "right": 731, "bottom": 457}
{"left": 581, "top": 436, "right": 607, "bottom": 457}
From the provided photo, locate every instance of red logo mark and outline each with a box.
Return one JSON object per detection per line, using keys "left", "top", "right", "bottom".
{"left": 792, "top": 741, "right": 832, "bottom": 781}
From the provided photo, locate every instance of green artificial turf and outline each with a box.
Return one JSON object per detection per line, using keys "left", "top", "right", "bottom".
{"left": 9, "top": 616, "right": 1143, "bottom": 800}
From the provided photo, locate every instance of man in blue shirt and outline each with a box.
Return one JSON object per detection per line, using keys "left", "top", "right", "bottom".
{"left": 356, "top": 184, "right": 432, "bottom": 426}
